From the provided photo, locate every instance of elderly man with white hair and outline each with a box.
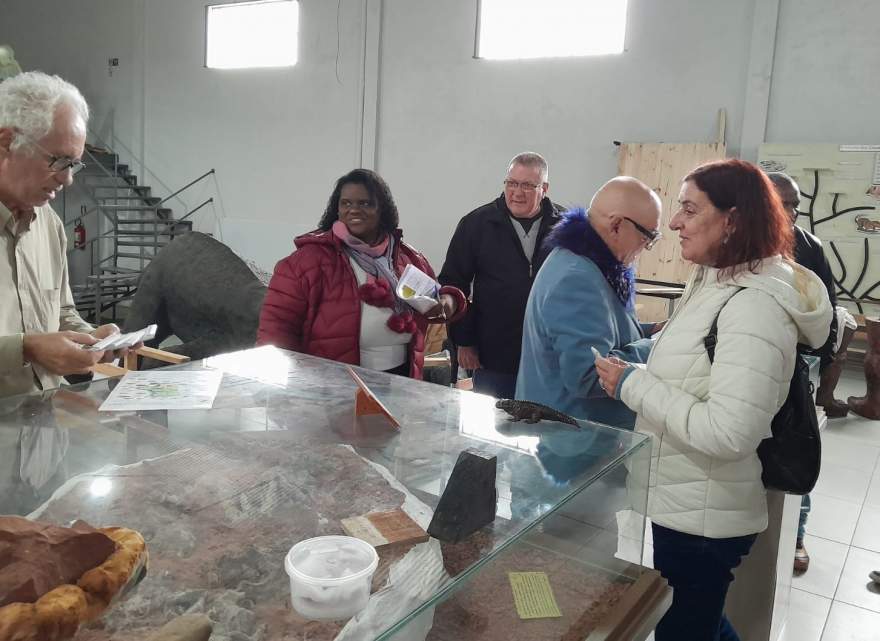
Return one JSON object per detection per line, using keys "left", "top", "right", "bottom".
{"left": 0, "top": 71, "right": 125, "bottom": 398}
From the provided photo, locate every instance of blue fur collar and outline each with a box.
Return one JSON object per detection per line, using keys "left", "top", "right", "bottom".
{"left": 545, "top": 207, "right": 635, "bottom": 311}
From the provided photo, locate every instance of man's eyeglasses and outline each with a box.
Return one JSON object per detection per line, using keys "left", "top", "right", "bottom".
{"left": 624, "top": 217, "right": 662, "bottom": 250}
{"left": 17, "top": 132, "right": 86, "bottom": 176}
{"left": 503, "top": 179, "right": 542, "bottom": 193}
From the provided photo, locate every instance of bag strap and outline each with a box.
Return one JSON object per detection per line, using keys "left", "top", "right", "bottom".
{"left": 704, "top": 287, "right": 746, "bottom": 364}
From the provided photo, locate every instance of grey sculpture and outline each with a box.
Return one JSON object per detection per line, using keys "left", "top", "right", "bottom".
{"left": 123, "top": 232, "right": 267, "bottom": 364}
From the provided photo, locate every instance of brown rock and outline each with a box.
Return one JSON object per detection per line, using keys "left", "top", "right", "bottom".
{"left": 146, "top": 614, "right": 213, "bottom": 641}
{"left": 0, "top": 516, "right": 116, "bottom": 607}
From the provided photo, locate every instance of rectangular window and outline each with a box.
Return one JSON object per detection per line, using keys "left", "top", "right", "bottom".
{"left": 476, "top": 0, "right": 627, "bottom": 60}
{"left": 206, "top": 0, "right": 298, "bottom": 69}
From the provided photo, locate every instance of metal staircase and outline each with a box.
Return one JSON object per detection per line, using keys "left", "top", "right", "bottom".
{"left": 66, "top": 142, "right": 215, "bottom": 323}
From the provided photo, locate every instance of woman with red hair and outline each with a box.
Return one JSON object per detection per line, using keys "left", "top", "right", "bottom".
{"left": 596, "top": 159, "right": 832, "bottom": 641}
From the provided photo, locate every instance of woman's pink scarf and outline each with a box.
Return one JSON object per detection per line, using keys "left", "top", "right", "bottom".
{"left": 332, "top": 221, "right": 417, "bottom": 335}
{"left": 332, "top": 220, "right": 389, "bottom": 257}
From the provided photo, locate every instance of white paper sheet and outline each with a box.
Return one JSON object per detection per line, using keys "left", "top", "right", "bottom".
{"left": 396, "top": 264, "right": 440, "bottom": 314}
{"left": 99, "top": 370, "right": 223, "bottom": 411}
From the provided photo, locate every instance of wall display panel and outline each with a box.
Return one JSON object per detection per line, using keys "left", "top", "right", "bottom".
{"left": 759, "top": 144, "right": 880, "bottom": 317}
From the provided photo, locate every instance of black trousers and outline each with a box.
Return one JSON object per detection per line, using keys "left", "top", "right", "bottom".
{"left": 652, "top": 523, "right": 757, "bottom": 641}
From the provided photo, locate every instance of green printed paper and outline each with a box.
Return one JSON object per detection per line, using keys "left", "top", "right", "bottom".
{"left": 508, "top": 572, "right": 562, "bottom": 620}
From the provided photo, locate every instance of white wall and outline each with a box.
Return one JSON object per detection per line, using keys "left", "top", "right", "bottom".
{"left": 766, "top": 0, "right": 880, "bottom": 144}
{"left": 1, "top": 0, "right": 878, "bottom": 268}
{"left": 377, "top": 0, "right": 754, "bottom": 265}
{"left": 0, "top": 0, "right": 144, "bottom": 163}
{"left": 140, "top": 0, "right": 366, "bottom": 250}
{"left": 0, "top": 0, "right": 368, "bottom": 264}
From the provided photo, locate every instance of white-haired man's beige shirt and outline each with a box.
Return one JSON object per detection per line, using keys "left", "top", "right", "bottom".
{"left": 0, "top": 201, "right": 93, "bottom": 398}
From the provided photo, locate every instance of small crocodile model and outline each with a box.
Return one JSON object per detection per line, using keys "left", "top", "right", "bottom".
{"left": 495, "top": 399, "right": 580, "bottom": 427}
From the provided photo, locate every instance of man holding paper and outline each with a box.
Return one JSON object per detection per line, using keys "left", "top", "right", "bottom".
{"left": 258, "top": 169, "right": 467, "bottom": 379}
{"left": 0, "top": 72, "right": 130, "bottom": 398}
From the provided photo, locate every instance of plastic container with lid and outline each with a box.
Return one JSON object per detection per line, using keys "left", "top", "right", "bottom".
{"left": 284, "top": 535, "right": 379, "bottom": 620}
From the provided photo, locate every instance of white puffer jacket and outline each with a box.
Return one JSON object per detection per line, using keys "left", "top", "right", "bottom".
{"left": 621, "top": 257, "right": 832, "bottom": 538}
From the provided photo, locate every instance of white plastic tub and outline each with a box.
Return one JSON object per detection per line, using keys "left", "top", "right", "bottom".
{"left": 284, "top": 535, "right": 379, "bottom": 620}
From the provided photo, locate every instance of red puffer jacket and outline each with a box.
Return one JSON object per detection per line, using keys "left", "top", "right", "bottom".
{"left": 256, "top": 229, "right": 467, "bottom": 380}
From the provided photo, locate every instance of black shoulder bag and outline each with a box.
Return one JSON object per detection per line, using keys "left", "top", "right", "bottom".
{"left": 704, "top": 289, "right": 821, "bottom": 494}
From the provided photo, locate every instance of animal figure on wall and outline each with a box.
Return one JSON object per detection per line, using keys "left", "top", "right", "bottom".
{"left": 123, "top": 232, "right": 268, "bottom": 365}
{"left": 855, "top": 215, "right": 880, "bottom": 233}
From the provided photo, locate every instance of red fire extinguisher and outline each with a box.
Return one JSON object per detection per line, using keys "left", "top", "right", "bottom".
{"left": 74, "top": 216, "right": 86, "bottom": 250}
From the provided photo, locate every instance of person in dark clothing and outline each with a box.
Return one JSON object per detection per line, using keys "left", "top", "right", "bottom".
{"left": 767, "top": 171, "right": 856, "bottom": 577}
{"left": 768, "top": 172, "right": 852, "bottom": 414}
{"left": 438, "top": 152, "right": 564, "bottom": 398}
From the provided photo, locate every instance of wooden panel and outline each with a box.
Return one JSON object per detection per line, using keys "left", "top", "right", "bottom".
{"left": 618, "top": 142, "right": 727, "bottom": 320}
{"left": 92, "top": 363, "right": 126, "bottom": 378}
{"left": 583, "top": 569, "right": 672, "bottom": 641}
{"left": 135, "top": 346, "right": 191, "bottom": 365}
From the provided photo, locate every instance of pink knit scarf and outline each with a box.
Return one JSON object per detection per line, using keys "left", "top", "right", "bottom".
{"left": 332, "top": 220, "right": 389, "bottom": 257}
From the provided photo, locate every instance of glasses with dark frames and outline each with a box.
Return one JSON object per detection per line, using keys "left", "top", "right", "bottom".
{"left": 624, "top": 217, "right": 662, "bottom": 250}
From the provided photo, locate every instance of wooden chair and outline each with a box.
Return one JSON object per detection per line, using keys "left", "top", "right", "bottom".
{"left": 93, "top": 346, "right": 191, "bottom": 377}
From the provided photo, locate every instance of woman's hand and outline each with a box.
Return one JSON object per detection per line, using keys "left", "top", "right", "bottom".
{"left": 595, "top": 353, "right": 631, "bottom": 398}
{"left": 425, "top": 294, "right": 456, "bottom": 322}
{"left": 651, "top": 320, "right": 668, "bottom": 335}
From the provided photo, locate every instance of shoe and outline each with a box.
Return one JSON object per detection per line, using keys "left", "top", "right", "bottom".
{"left": 870, "top": 570, "right": 880, "bottom": 585}
{"left": 794, "top": 541, "right": 810, "bottom": 574}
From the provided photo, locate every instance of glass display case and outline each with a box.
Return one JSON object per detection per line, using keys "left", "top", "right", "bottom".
{"left": 0, "top": 347, "right": 665, "bottom": 640}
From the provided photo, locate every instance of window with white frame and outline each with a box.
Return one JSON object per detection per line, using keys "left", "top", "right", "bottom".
{"left": 476, "top": 0, "right": 628, "bottom": 60}
{"left": 206, "top": 0, "right": 298, "bottom": 69}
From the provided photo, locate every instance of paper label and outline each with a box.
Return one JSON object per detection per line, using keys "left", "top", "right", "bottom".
{"left": 508, "top": 572, "right": 562, "bottom": 619}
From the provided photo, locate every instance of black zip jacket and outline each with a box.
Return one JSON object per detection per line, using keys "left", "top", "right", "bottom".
{"left": 439, "top": 195, "right": 564, "bottom": 374}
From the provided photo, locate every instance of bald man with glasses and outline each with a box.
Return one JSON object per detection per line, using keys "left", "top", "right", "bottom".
{"left": 516, "top": 177, "right": 663, "bottom": 428}
{"left": 0, "top": 72, "right": 131, "bottom": 398}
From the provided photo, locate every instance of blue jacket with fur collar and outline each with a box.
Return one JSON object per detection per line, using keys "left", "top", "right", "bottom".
{"left": 515, "top": 208, "right": 647, "bottom": 429}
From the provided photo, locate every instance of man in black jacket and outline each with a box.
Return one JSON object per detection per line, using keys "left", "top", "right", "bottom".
{"left": 439, "top": 152, "right": 564, "bottom": 398}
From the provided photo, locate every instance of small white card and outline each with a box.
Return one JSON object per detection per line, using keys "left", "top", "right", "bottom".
{"left": 99, "top": 370, "right": 223, "bottom": 412}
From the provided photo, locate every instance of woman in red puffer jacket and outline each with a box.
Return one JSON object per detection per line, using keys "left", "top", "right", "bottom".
{"left": 257, "top": 169, "right": 466, "bottom": 379}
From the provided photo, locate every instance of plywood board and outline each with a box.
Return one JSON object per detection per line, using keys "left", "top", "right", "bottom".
{"left": 618, "top": 142, "right": 727, "bottom": 320}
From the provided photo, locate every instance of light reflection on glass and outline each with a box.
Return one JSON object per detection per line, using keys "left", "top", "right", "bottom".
{"left": 204, "top": 345, "right": 291, "bottom": 387}
{"left": 457, "top": 393, "right": 539, "bottom": 454}
{"left": 89, "top": 477, "right": 113, "bottom": 498}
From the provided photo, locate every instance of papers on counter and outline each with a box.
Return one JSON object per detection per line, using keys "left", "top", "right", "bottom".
{"left": 99, "top": 370, "right": 223, "bottom": 411}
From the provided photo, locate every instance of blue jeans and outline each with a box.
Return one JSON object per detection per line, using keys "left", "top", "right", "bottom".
{"left": 652, "top": 523, "right": 757, "bottom": 641}
{"left": 472, "top": 369, "right": 517, "bottom": 399}
{"left": 798, "top": 494, "right": 811, "bottom": 542}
